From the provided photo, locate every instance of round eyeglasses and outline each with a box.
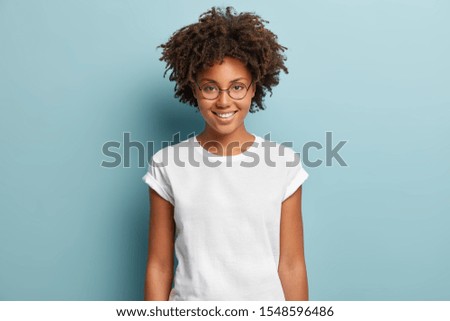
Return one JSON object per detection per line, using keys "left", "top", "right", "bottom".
{"left": 195, "top": 80, "right": 253, "bottom": 100}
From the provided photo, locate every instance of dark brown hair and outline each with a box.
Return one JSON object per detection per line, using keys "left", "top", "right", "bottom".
{"left": 158, "top": 6, "right": 288, "bottom": 113}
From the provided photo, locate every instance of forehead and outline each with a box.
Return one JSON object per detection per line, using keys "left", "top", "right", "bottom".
{"left": 198, "top": 57, "right": 251, "bottom": 82}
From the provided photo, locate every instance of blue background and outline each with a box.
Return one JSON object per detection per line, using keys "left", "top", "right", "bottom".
{"left": 1, "top": 0, "right": 449, "bottom": 300}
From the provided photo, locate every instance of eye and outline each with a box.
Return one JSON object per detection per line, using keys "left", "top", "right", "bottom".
{"left": 231, "top": 83, "right": 245, "bottom": 91}
{"left": 201, "top": 84, "right": 218, "bottom": 92}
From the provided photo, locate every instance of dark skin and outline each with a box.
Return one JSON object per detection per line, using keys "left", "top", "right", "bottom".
{"left": 144, "top": 57, "right": 307, "bottom": 301}
{"left": 278, "top": 185, "right": 309, "bottom": 300}
{"left": 144, "top": 185, "right": 307, "bottom": 300}
{"left": 144, "top": 188, "right": 174, "bottom": 300}
{"left": 158, "top": 6, "right": 289, "bottom": 113}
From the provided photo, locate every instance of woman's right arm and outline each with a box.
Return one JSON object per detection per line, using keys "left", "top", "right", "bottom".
{"left": 144, "top": 187, "right": 175, "bottom": 300}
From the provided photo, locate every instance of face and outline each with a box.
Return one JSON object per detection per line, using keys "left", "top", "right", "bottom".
{"left": 193, "top": 56, "right": 255, "bottom": 139}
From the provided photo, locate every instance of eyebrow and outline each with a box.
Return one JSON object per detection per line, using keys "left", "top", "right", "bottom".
{"left": 198, "top": 77, "right": 247, "bottom": 84}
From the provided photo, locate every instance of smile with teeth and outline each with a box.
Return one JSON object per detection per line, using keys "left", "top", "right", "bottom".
{"left": 213, "top": 111, "right": 237, "bottom": 119}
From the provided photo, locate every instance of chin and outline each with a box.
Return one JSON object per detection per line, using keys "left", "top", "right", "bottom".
{"left": 204, "top": 122, "right": 227, "bottom": 131}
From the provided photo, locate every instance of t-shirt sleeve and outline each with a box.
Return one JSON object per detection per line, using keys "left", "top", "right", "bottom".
{"left": 142, "top": 152, "right": 174, "bottom": 206}
{"left": 282, "top": 148, "right": 309, "bottom": 202}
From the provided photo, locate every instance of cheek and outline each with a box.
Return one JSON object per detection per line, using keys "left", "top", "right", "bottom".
{"left": 241, "top": 97, "right": 253, "bottom": 111}
{"left": 197, "top": 101, "right": 215, "bottom": 120}
{"left": 197, "top": 100, "right": 213, "bottom": 112}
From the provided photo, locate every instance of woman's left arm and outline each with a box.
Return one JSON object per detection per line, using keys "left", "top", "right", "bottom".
{"left": 278, "top": 185, "right": 309, "bottom": 300}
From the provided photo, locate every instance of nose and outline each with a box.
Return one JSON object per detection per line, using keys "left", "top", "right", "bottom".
{"left": 216, "top": 90, "right": 231, "bottom": 107}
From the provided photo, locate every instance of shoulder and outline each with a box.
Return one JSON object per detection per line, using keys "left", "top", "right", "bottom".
{"left": 256, "top": 135, "right": 300, "bottom": 163}
{"left": 151, "top": 137, "right": 195, "bottom": 164}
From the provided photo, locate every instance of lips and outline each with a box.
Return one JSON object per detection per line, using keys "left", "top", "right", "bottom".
{"left": 212, "top": 111, "right": 238, "bottom": 116}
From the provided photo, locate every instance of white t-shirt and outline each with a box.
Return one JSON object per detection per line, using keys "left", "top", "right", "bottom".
{"left": 142, "top": 133, "right": 309, "bottom": 300}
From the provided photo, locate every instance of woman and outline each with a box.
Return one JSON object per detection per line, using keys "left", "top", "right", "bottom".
{"left": 143, "top": 6, "right": 309, "bottom": 301}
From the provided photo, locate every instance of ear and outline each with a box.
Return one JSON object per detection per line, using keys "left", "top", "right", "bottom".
{"left": 251, "top": 82, "right": 256, "bottom": 98}
{"left": 191, "top": 83, "right": 198, "bottom": 99}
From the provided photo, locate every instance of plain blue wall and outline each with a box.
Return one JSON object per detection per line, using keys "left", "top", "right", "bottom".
{"left": 0, "top": 0, "right": 449, "bottom": 300}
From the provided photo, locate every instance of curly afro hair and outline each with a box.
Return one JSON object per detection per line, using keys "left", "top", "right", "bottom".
{"left": 158, "top": 6, "right": 288, "bottom": 113}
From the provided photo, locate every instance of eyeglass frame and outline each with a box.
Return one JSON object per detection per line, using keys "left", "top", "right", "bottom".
{"left": 194, "top": 80, "right": 254, "bottom": 100}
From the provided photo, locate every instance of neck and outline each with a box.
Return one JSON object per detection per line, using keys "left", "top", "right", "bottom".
{"left": 196, "top": 128, "right": 255, "bottom": 156}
